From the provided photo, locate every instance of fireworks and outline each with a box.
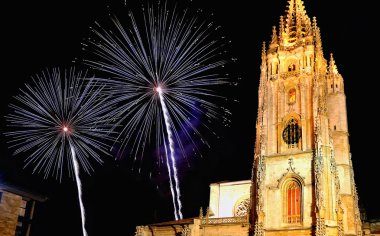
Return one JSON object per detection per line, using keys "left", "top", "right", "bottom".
{"left": 83, "top": 1, "right": 230, "bottom": 220}
{"left": 5, "top": 67, "right": 114, "bottom": 236}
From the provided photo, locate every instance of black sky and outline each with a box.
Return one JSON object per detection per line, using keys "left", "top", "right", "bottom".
{"left": 0, "top": 0, "right": 378, "bottom": 235}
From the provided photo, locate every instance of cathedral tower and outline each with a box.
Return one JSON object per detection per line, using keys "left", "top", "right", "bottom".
{"left": 250, "top": 1, "right": 362, "bottom": 235}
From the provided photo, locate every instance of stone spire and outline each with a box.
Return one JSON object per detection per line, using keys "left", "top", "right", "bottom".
{"left": 261, "top": 42, "right": 267, "bottom": 72}
{"left": 279, "top": 16, "right": 285, "bottom": 45}
{"left": 312, "top": 16, "right": 326, "bottom": 73}
{"left": 259, "top": 42, "right": 267, "bottom": 92}
{"left": 313, "top": 17, "right": 322, "bottom": 48}
{"left": 270, "top": 26, "right": 278, "bottom": 45}
{"left": 257, "top": 41, "right": 267, "bottom": 134}
{"left": 328, "top": 53, "right": 339, "bottom": 75}
{"left": 282, "top": 0, "right": 312, "bottom": 46}
{"left": 269, "top": 26, "right": 279, "bottom": 52}
{"left": 328, "top": 53, "right": 344, "bottom": 94}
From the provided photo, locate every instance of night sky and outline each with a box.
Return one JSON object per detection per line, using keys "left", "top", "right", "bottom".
{"left": 0, "top": 0, "right": 378, "bottom": 235}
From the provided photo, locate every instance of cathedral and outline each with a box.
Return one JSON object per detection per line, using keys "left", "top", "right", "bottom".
{"left": 134, "top": 0, "right": 363, "bottom": 235}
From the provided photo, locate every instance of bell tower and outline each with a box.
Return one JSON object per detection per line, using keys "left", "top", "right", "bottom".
{"left": 250, "top": 1, "right": 362, "bottom": 235}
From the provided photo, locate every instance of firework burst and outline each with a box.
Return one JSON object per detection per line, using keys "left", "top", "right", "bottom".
{"left": 5, "top": 67, "right": 115, "bottom": 236}
{"left": 82, "top": 1, "right": 231, "bottom": 220}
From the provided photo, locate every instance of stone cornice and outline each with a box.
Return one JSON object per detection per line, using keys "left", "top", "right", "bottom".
{"left": 266, "top": 149, "right": 313, "bottom": 158}
{"left": 265, "top": 226, "right": 312, "bottom": 231}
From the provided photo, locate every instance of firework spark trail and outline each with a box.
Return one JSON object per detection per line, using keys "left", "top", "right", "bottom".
{"left": 163, "top": 137, "right": 179, "bottom": 220}
{"left": 70, "top": 144, "right": 88, "bottom": 236}
{"left": 83, "top": 2, "right": 231, "bottom": 220}
{"left": 158, "top": 87, "right": 182, "bottom": 220}
{"left": 5, "top": 68, "right": 115, "bottom": 236}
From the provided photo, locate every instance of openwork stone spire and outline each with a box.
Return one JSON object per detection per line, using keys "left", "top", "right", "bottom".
{"left": 270, "top": 26, "right": 278, "bottom": 45}
{"left": 281, "top": 0, "right": 312, "bottom": 47}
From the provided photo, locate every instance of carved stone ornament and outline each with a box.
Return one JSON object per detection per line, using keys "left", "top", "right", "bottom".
{"left": 277, "top": 158, "right": 305, "bottom": 185}
{"left": 134, "top": 226, "right": 145, "bottom": 236}
{"left": 316, "top": 216, "right": 326, "bottom": 236}
{"left": 235, "top": 198, "right": 250, "bottom": 217}
{"left": 182, "top": 225, "right": 191, "bottom": 236}
{"left": 256, "top": 155, "right": 266, "bottom": 212}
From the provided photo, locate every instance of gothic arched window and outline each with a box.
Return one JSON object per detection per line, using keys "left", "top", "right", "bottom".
{"left": 284, "top": 179, "right": 302, "bottom": 223}
{"left": 288, "top": 64, "right": 296, "bottom": 72}
{"left": 282, "top": 118, "right": 301, "bottom": 148}
{"left": 288, "top": 88, "right": 296, "bottom": 104}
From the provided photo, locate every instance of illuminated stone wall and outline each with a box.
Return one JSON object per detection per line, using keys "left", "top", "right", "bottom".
{"left": 0, "top": 191, "right": 23, "bottom": 236}
{"left": 135, "top": 1, "right": 363, "bottom": 235}
{"left": 251, "top": 0, "right": 362, "bottom": 235}
{"left": 135, "top": 218, "right": 250, "bottom": 236}
{"left": 135, "top": 181, "right": 251, "bottom": 235}
{"left": 208, "top": 180, "right": 251, "bottom": 218}
{"left": 263, "top": 152, "right": 314, "bottom": 230}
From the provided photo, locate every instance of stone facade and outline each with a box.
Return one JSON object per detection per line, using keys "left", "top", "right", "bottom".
{"left": 209, "top": 180, "right": 251, "bottom": 218}
{"left": 0, "top": 191, "right": 23, "bottom": 236}
{"left": 362, "top": 220, "right": 380, "bottom": 235}
{"left": 250, "top": 0, "right": 362, "bottom": 235}
{"left": 135, "top": 217, "right": 249, "bottom": 236}
{"left": 135, "top": 1, "right": 363, "bottom": 235}
{"left": 135, "top": 181, "right": 251, "bottom": 236}
{"left": 0, "top": 184, "right": 47, "bottom": 236}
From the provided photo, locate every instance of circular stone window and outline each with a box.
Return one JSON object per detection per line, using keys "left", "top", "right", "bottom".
{"left": 234, "top": 198, "right": 250, "bottom": 217}
{"left": 282, "top": 118, "right": 301, "bottom": 147}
